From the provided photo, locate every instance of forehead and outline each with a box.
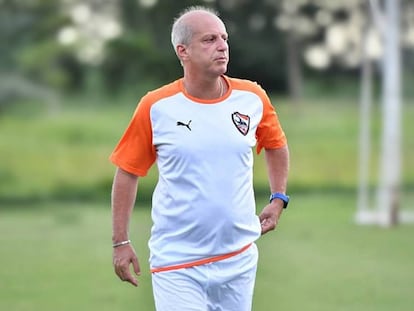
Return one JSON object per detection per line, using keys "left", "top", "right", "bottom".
{"left": 185, "top": 11, "right": 227, "bottom": 37}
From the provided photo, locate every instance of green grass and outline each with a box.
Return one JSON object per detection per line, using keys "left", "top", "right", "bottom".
{"left": 0, "top": 106, "right": 124, "bottom": 201}
{"left": 255, "top": 98, "right": 414, "bottom": 200}
{"left": 0, "top": 202, "right": 153, "bottom": 311}
{"left": 255, "top": 193, "right": 414, "bottom": 311}
{"left": 1, "top": 96, "right": 414, "bottom": 310}
{"left": 1, "top": 97, "right": 413, "bottom": 203}
{"left": 1, "top": 194, "right": 413, "bottom": 311}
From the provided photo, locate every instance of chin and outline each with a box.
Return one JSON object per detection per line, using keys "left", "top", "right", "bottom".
{"left": 218, "top": 66, "right": 228, "bottom": 75}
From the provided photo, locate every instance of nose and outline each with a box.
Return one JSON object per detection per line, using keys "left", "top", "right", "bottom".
{"left": 217, "top": 38, "right": 228, "bottom": 51}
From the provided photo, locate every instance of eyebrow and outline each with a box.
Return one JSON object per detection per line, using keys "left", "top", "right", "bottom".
{"left": 200, "top": 32, "right": 228, "bottom": 39}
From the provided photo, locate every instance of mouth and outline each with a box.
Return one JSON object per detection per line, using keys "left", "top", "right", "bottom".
{"left": 215, "top": 57, "right": 228, "bottom": 62}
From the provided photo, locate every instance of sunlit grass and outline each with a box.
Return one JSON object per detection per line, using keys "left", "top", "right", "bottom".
{"left": 1, "top": 95, "right": 414, "bottom": 310}
{"left": 255, "top": 98, "right": 414, "bottom": 194}
{"left": 0, "top": 97, "right": 413, "bottom": 204}
{"left": 1, "top": 195, "right": 413, "bottom": 311}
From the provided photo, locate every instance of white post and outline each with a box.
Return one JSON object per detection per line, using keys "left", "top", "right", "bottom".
{"left": 355, "top": 16, "right": 373, "bottom": 224}
{"left": 376, "top": 0, "right": 401, "bottom": 227}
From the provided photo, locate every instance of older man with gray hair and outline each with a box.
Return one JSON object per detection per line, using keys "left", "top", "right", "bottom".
{"left": 110, "top": 5, "right": 290, "bottom": 311}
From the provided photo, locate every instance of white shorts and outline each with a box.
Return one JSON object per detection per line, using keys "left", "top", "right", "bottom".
{"left": 151, "top": 243, "right": 259, "bottom": 311}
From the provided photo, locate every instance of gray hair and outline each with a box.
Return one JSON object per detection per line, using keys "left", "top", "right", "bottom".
{"left": 171, "top": 6, "right": 219, "bottom": 54}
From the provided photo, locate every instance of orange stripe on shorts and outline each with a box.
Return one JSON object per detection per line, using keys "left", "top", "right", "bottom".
{"left": 150, "top": 243, "right": 252, "bottom": 273}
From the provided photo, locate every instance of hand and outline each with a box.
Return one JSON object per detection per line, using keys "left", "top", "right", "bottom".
{"left": 259, "top": 201, "right": 284, "bottom": 235}
{"left": 113, "top": 244, "right": 141, "bottom": 287}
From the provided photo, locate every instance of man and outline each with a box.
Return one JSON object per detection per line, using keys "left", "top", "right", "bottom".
{"left": 110, "top": 5, "right": 289, "bottom": 311}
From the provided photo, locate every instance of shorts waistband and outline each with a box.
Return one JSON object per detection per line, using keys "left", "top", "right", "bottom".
{"left": 150, "top": 243, "right": 252, "bottom": 274}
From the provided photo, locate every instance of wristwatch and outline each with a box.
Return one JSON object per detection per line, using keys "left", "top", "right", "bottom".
{"left": 269, "top": 192, "right": 290, "bottom": 209}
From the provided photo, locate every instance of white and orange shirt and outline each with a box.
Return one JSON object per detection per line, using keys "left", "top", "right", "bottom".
{"left": 110, "top": 76, "right": 287, "bottom": 272}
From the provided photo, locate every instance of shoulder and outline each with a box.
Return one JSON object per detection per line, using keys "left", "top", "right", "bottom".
{"left": 226, "top": 76, "right": 269, "bottom": 101}
{"left": 141, "top": 79, "right": 182, "bottom": 106}
{"left": 227, "top": 76, "right": 266, "bottom": 95}
{"left": 132, "top": 79, "right": 182, "bottom": 118}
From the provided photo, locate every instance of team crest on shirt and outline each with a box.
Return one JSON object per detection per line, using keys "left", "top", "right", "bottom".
{"left": 231, "top": 112, "right": 250, "bottom": 136}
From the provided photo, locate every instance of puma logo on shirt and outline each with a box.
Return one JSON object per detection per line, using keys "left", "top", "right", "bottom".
{"left": 177, "top": 120, "right": 192, "bottom": 131}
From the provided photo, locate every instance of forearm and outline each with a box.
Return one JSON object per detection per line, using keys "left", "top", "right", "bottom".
{"left": 111, "top": 167, "right": 139, "bottom": 243}
{"left": 264, "top": 145, "right": 289, "bottom": 194}
{"left": 259, "top": 145, "right": 290, "bottom": 233}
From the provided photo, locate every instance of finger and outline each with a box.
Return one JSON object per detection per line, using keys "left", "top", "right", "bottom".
{"left": 114, "top": 261, "right": 139, "bottom": 286}
{"left": 261, "top": 219, "right": 276, "bottom": 234}
{"left": 114, "top": 261, "right": 128, "bottom": 280}
{"left": 131, "top": 256, "right": 141, "bottom": 276}
{"left": 114, "top": 264, "right": 123, "bottom": 279}
{"left": 122, "top": 270, "right": 138, "bottom": 287}
{"left": 258, "top": 213, "right": 266, "bottom": 223}
{"left": 116, "top": 267, "right": 137, "bottom": 286}
{"left": 115, "top": 268, "right": 126, "bottom": 282}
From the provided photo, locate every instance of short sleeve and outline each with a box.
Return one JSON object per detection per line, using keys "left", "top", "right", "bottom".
{"left": 109, "top": 96, "right": 156, "bottom": 176}
{"left": 255, "top": 88, "right": 287, "bottom": 154}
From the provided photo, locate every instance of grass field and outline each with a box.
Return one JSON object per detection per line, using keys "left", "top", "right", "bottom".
{"left": 1, "top": 96, "right": 413, "bottom": 202}
{"left": 1, "top": 194, "right": 414, "bottom": 311}
{"left": 1, "top": 96, "right": 414, "bottom": 310}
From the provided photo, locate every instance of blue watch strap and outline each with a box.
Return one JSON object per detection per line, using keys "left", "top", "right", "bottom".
{"left": 269, "top": 192, "right": 290, "bottom": 208}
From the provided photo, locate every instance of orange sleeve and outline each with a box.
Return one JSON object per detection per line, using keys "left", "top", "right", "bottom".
{"left": 109, "top": 95, "right": 156, "bottom": 176}
{"left": 255, "top": 86, "right": 287, "bottom": 154}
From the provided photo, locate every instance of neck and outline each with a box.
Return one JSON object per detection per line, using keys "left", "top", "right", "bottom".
{"left": 183, "top": 76, "right": 225, "bottom": 100}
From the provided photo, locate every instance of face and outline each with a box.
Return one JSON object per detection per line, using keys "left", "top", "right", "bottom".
{"left": 177, "top": 12, "right": 229, "bottom": 77}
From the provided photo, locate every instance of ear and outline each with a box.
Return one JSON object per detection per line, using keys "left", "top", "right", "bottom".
{"left": 176, "top": 44, "right": 189, "bottom": 62}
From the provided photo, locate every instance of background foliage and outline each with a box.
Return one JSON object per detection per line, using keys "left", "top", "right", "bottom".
{"left": 2, "top": 0, "right": 413, "bottom": 98}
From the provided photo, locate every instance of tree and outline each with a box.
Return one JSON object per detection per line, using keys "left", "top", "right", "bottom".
{"left": 101, "top": 0, "right": 211, "bottom": 91}
{"left": 356, "top": 0, "right": 414, "bottom": 227}
{"left": 218, "top": 0, "right": 288, "bottom": 93}
{"left": 0, "top": 0, "right": 86, "bottom": 91}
